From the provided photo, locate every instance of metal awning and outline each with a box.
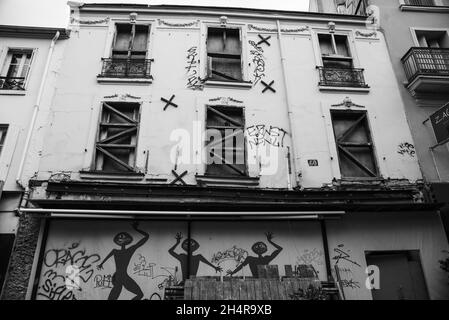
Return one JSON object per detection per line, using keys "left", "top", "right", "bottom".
{"left": 18, "top": 208, "right": 345, "bottom": 220}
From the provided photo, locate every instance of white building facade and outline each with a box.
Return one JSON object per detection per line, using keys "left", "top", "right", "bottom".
{"left": 1, "top": 3, "right": 448, "bottom": 300}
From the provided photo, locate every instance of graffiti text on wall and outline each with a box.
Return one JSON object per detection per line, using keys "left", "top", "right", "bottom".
{"left": 38, "top": 242, "right": 101, "bottom": 300}
{"left": 246, "top": 125, "right": 288, "bottom": 149}
{"left": 248, "top": 40, "right": 266, "bottom": 86}
{"left": 397, "top": 142, "right": 416, "bottom": 157}
{"left": 186, "top": 46, "right": 204, "bottom": 90}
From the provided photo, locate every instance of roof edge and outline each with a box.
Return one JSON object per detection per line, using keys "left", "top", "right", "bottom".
{"left": 0, "top": 25, "right": 70, "bottom": 40}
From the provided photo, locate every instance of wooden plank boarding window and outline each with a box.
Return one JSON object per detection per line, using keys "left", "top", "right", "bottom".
{"left": 205, "top": 105, "right": 247, "bottom": 176}
{"left": 94, "top": 102, "right": 140, "bottom": 173}
{"left": 207, "top": 27, "right": 243, "bottom": 82}
{"left": 331, "top": 110, "right": 378, "bottom": 178}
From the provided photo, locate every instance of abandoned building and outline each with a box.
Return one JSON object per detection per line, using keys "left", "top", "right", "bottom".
{"left": 0, "top": 1, "right": 449, "bottom": 300}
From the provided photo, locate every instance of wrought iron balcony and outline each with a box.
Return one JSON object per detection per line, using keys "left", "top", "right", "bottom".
{"left": 317, "top": 67, "right": 369, "bottom": 88}
{"left": 98, "top": 58, "right": 153, "bottom": 79}
{"left": 403, "top": 0, "right": 445, "bottom": 6}
{"left": 0, "top": 76, "right": 26, "bottom": 90}
{"left": 401, "top": 47, "right": 449, "bottom": 94}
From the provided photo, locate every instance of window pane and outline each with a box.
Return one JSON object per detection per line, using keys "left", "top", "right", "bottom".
{"left": 132, "top": 25, "right": 149, "bottom": 53}
{"left": 114, "top": 24, "right": 132, "bottom": 52}
{"left": 318, "top": 34, "right": 334, "bottom": 56}
{"left": 335, "top": 35, "right": 350, "bottom": 57}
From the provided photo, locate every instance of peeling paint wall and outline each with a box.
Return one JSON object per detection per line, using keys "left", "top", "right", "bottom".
{"left": 35, "top": 220, "right": 325, "bottom": 300}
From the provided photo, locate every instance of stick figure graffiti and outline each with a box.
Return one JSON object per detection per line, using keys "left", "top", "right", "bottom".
{"left": 96, "top": 221, "right": 149, "bottom": 300}
{"left": 169, "top": 233, "right": 222, "bottom": 282}
{"left": 227, "top": 232, "right": 283, "bottom": 278}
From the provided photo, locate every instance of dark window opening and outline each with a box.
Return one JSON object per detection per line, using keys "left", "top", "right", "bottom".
{"left": 94, "top": 102, "right": 140, "bottom": 173}
{"left": 0, "top": 234, "right": 15, "bottom": 293}
{"left": 331, "top": 110, "right": 378, "bottom": 178}
{"left": 207, "top": 27, "right": 243, "bottom": 82}
{"left": 365, "top": 250, "right": 429, "bottom": 300}
{"left": 112, "top": 24, "right": 149, "bottom": 59}
{"left": 205, "top": 105, "right": 246, "bottom": 176}
{"left": 319, "top": 33, "right": 353, "bottom": 68}
{"left": 0, "top": 125, "right": 8, "bottom": 156}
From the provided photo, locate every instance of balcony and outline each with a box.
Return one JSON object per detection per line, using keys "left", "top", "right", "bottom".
{"left": 0, "top": 76, "right": 26, "bottom": 90}
{"left": 401, "top": 47, "right": 449, "bottom": 95}
{"left": 400, "top": 0, "right": 449, "bottom": 12}
{"left": 404, "top": 0, "right": 449, "bottom": 6}
{"left": 97, "top": 58, "right": 153, "bottom": 83}
{"left": 317, "top": 67, "right": 369, "bottom": 91}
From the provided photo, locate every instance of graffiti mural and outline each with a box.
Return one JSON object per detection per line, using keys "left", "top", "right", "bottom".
{"left": 297, "top": 248, "right": 324, "bottom": 266}
{"left": 37, "top": 221, "right": 327, "bottom": 299}
{"left": 37, "top": 242, "right": 100, "bottom": 300}
{"left": 246, "top": 125, "right": 288, "bottom": 149}
{"left": 227, "top": 232, "right": 283, "bottom": 278}
{"left": 97, "top": 222, "right": 149, "bottom": 300}
{"left": 169, "top": 233, "right": 222, "bottom": 282}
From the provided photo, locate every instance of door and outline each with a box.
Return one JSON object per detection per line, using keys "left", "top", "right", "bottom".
{"left": 366, "top": 251, "right": 429, "bottom": 300}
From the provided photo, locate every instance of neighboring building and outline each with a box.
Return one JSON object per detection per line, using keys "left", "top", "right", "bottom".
{"left": 311, "top": 0, "right": 449, "bottom": 236}
{"left": 1, "top": 2, "right": 449, "bottom": 300}
{"left": 0, "top": 25, "right": 69, "bottom": 297}
{"left": 310, "top": 0, "right": 449, "bottom": 299}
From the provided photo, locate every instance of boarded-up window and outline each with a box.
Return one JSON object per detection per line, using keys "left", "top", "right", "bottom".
{"left": 112, "top": 24, "right": 149, "bottom": 59}
{"left": 318, "top": 34, "right": 353, "bottom": 68}
{"left": 95, "top": 102, "right": 140, "bottom": 173}
{"left": 206, "top": 106, "right": 246, "bottom": 176}
{"left": 331, "top": 110, "right": 378, "bottom": 178}
{"left": 207, "top": 28, "right": 242, "bottom": 82}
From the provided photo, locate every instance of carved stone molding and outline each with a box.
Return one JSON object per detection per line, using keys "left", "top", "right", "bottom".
{"left": 331, "top": 97, "right": 365, "bottom": 108}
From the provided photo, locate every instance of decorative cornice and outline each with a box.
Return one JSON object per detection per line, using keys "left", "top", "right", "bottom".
{"left": 209, "top": 97, "right": 244, "bottom": 104}
{"left": 158, "top": 19, "right": 199, "bottom": 27}
{"left": 248, "top": 24, "right": 309, "bottom": 33}
{"left": 355, "top": 30, "right": 377, "bottom": 38}
{"left": 331, "top": 97, "right": 364, "bottom": 108}
{"left": 104, "top": 93, "right": 141, "bottom": 100}
{"left": 70, "top": 17, "right": 110, "bottom": 25}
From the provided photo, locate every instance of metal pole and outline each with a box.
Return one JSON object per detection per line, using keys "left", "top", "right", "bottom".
{"left": 320, "top": 219, "right": 333, "bottom": 282}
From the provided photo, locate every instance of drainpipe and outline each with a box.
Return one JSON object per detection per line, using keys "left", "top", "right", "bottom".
{"left": 276, "top": 20, "right": 300, "bottom": 189}
{"left": 16, "top": 31, "right": 60, "bottom": 188}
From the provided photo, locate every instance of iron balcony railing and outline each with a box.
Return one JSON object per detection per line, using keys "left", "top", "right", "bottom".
{"left": 401, "top": 47, "right": 449, "bottom": 83}
{"left": 99, "top": 58, "right": 153, "bottom": 79}
{"left": 317, "top": 67, "right": 369, "bottom": 88}
{"left": 403, "top": 0, "right": 437, "bottom": 6}
{"left": 0, "top": 76, "right": 26, "bottom": 90}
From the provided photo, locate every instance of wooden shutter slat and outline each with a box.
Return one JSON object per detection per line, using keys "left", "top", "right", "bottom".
{"left": 103, "top": 102, "right": 138, "bottom": 124}
{"left": 98, "top": 126, "right": 137, "bottom": 144}
{"left": 337, "top": 113, "right": 366, "bottom": 142}
{"left": 337, "top": 145, "right": 377, "bottom": 177}
{"left": 96, "top": 146, "right": 135, "bottom": 172}
{"left": 209, "top": 151, "right": 246, "bottom": 176}
{"left": 207, "top": 106, "right": 243, "bottom": 127}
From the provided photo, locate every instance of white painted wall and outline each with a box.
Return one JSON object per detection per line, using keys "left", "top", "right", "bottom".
{"left": 0, "top": 37, "right": 54, "bottom": 192}
{"left": 21, "top": 10, "right": 423, "bottom": 188}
